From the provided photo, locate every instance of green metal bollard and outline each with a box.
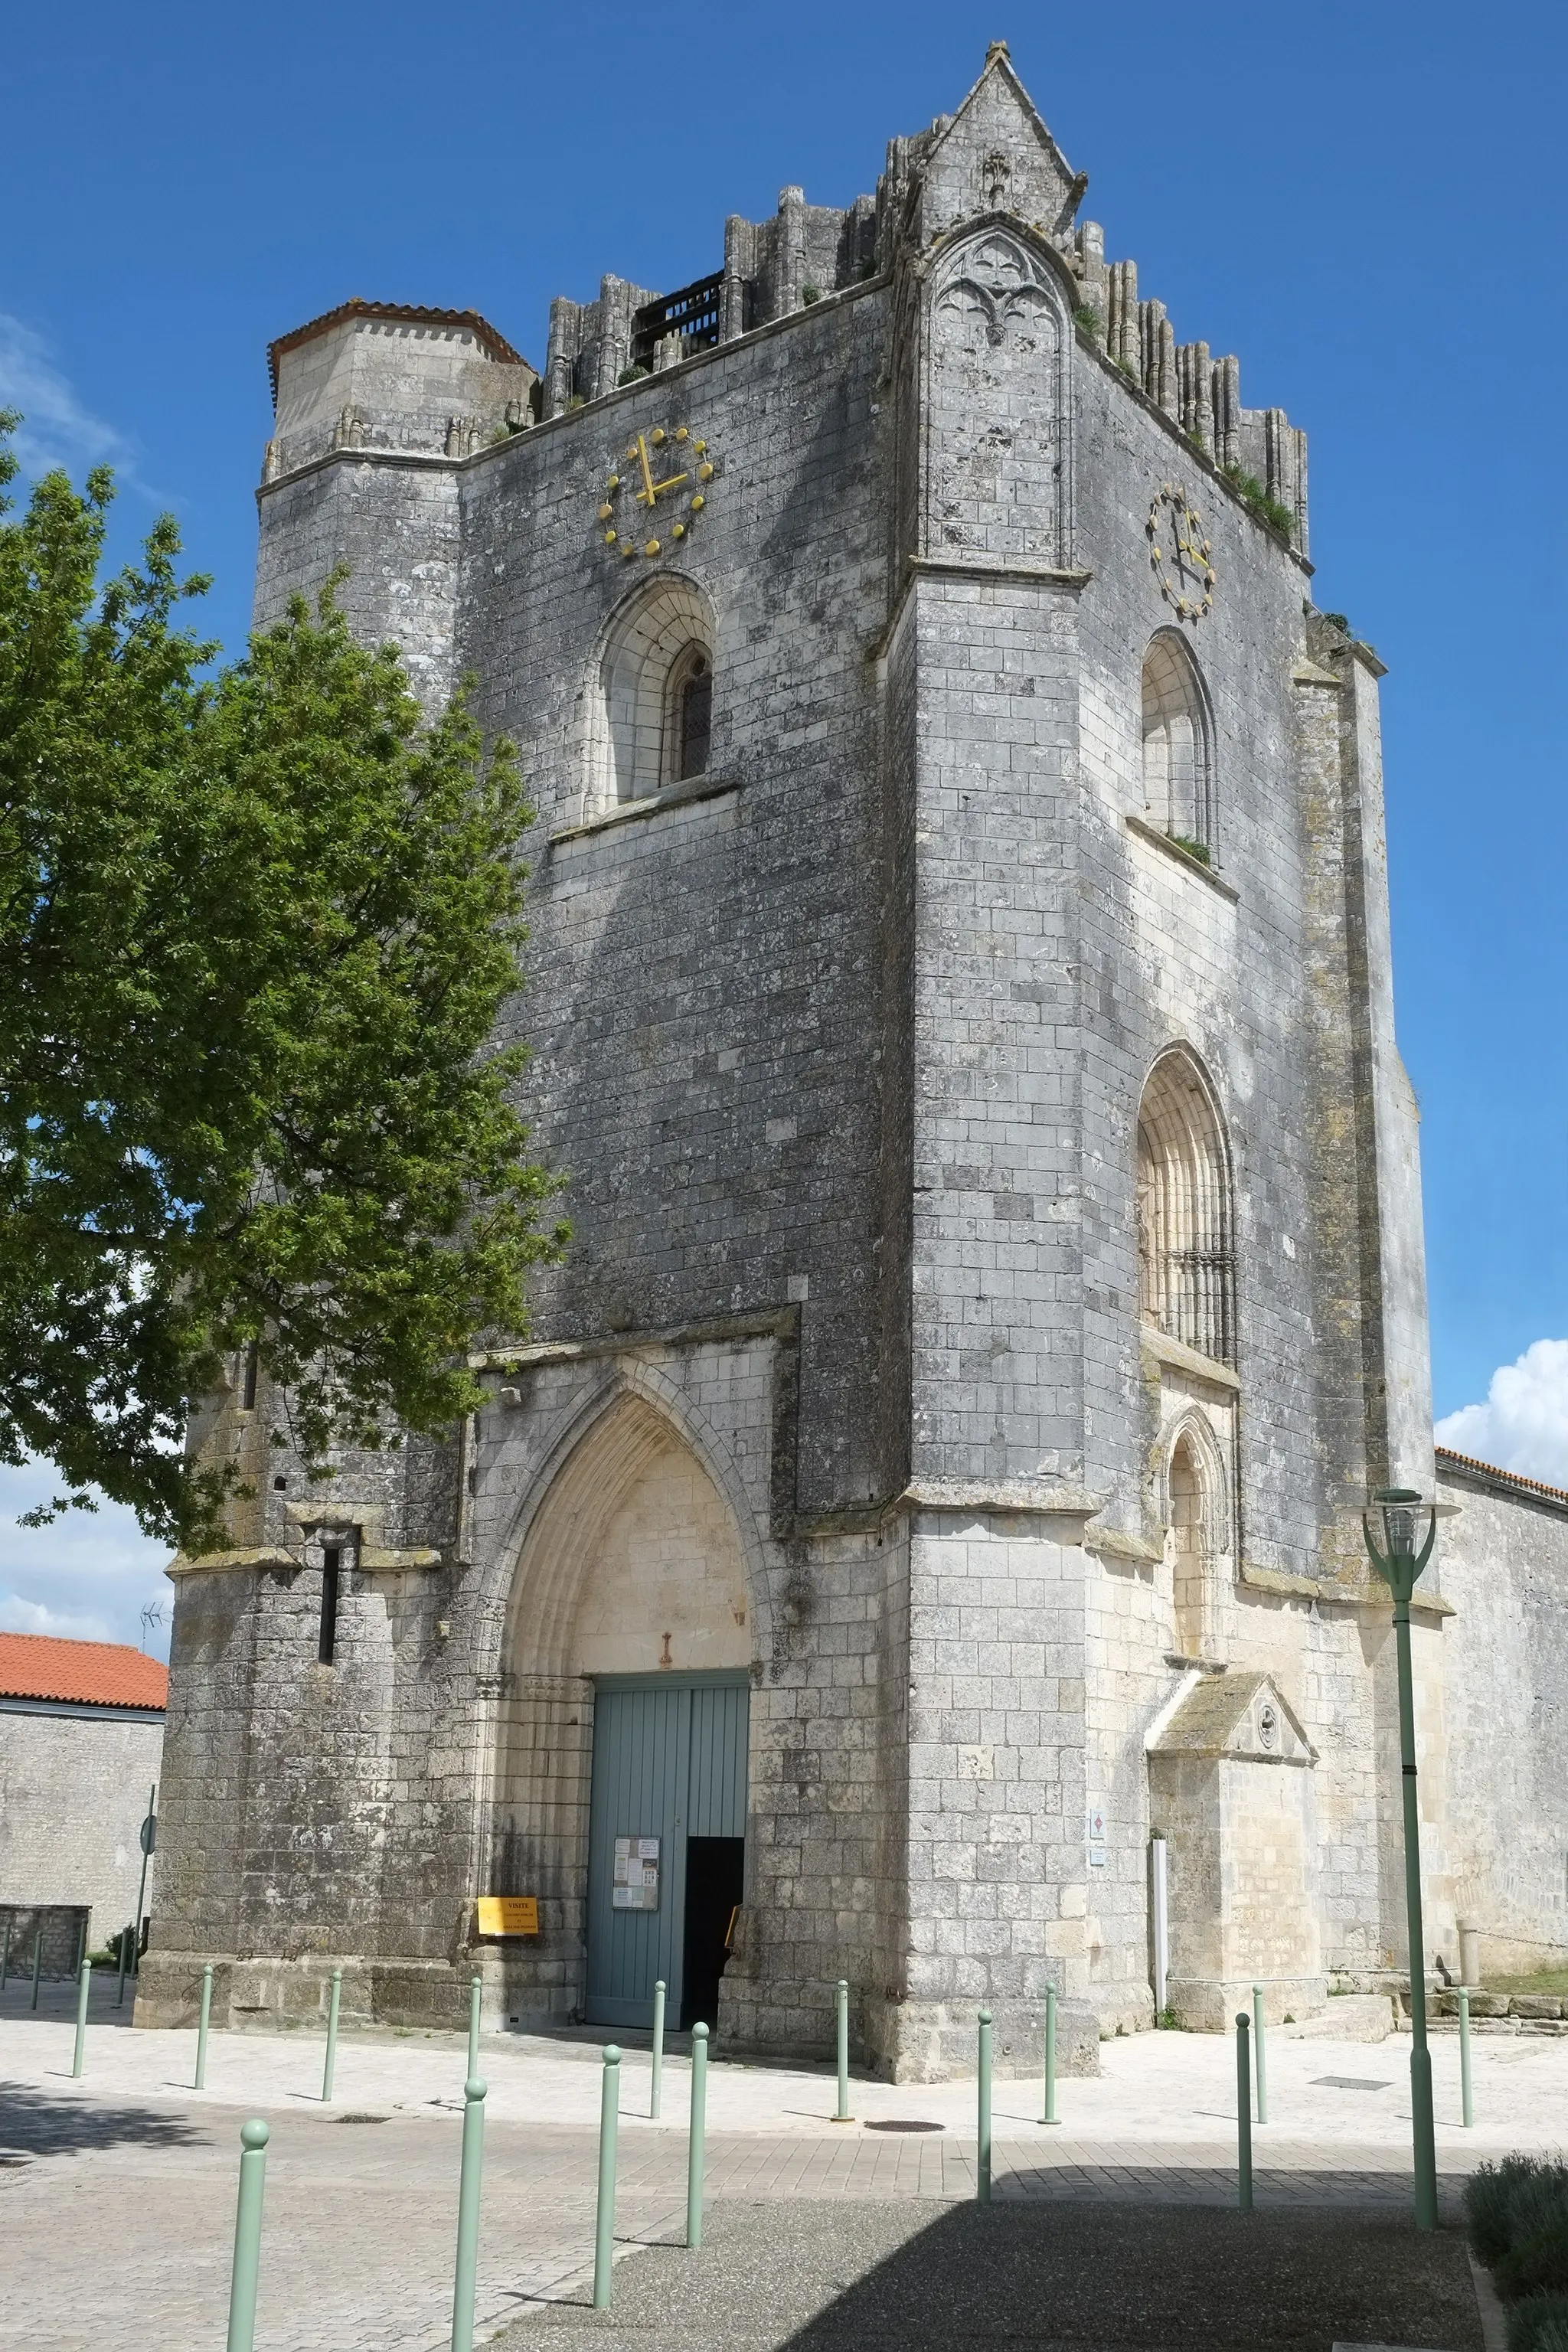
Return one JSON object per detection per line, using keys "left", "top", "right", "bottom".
{"left": 593, "top": 2045, "right": 622, "bottom": 2308}
{"left": 687, "top": 2021, "right": 709, "bottom": 2249}
{"left": 322, "top": 1967, "right": 342, "bottom": 2102}
{"left": 196, "top": 1964, "right": 214, "bottom": 2092}
{"left": 72, "top": 1959, "right": 91, "bottom": 2077}
{"left": 650, "top": 1979, "right": 666, "bottom": 2119}
{"left": 1040, "top": 1983, "right": 1059, "bottom": 2125}
{"left": 1235, "top": 2014, "right": 1253, "bottom": 2212}
{"left": 1459, "top": 1986, "right": 1473, "bottom": 2128}
{"left": 834, "top": 1978, "right": 851, "bottom": 2121}
{"left": 116, "top": 1922, "right": 130, "bottom": 2008}
{"left": 30, "top": 1928, "right": 43, "bottom": 2011}
{"left": 468, "top": 1975, "right": 482, "bottom": 2084}
{"left": 1253, "top": 1983, "right": 1269, "bottom": 2124}
{"left": 226, "top": 2118, "right": 270, "bottom": 2352}
{"left": 1, "top": 1916, "right": 10, "bottom": 1991}
{"left": 450, "top": 2076, "right": 488, "bottom": 2352}
{"left": 977, "top": 2008, "right": 993, "bottom": 2204}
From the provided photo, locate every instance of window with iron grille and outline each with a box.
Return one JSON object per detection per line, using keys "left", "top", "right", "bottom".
{"left": 630, "top": 271, "right": 724, "bottom": 374}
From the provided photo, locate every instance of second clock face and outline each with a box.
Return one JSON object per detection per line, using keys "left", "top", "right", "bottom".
{"left": 598, "top": 424, "right": 715, "bottom": 560}
{"left": 1148, "top": 484, "right": 1216, "bottom": 620}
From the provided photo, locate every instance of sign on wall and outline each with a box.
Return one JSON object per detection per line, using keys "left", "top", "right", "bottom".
{"left": 475, "top": 1895, "right": 539, "bottom": 1937}
{"left": 612, "top": 1836, "right": 660, "bottom": 1911}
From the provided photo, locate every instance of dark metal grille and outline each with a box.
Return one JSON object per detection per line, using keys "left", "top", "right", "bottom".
{"left": 630, "top": 270, "right": 724, "bottom": 373}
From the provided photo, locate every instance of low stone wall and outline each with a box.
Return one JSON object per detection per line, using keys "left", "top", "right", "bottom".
{"left": 0, "top": 1904, "right": 90, "bottom": 1980}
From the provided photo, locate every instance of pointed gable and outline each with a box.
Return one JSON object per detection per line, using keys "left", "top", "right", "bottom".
{"left": 909, "top": 44, "right": 1085, "bottom": 251}
{"left": 1150, "top": 1671, "right": 1316, "bottom": 1766}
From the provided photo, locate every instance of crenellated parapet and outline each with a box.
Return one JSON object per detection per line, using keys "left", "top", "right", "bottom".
{"left": 1075, "top": 227, "right": 1308, "bottom": 553}
{"left": 534, "top": 45, "right": 1308, "bottom": 548}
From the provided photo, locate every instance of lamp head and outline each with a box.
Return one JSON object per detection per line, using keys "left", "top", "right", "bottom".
{"left": 1361, "top": 1486, "right": 1455, "bottom": 1596}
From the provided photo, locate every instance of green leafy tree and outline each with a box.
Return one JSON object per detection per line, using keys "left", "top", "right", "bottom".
{"left": 0, "top": 417, "right": 564, "bottom": 1549}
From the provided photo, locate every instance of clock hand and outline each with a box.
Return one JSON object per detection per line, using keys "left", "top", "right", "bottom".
{"left": 648, "top": 472, "right": 689, "bottom": 499}
{"left": 635, "top": 435, "right": 656, "bottom": 508}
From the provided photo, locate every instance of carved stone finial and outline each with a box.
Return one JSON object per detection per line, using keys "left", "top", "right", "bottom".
{"left": 985, "top": 39, "right": 1010, "bottom": 62}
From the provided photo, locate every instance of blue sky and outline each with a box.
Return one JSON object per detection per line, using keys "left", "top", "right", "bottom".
{"left": 2, "top": 0, "right": 1564, "bottom": 1646}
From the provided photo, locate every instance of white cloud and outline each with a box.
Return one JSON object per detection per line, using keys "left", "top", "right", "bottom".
{"left": 0, "top": 1459, "right": 172, "bottom": 1660}
{"left": 0, "top": 312, "right": 145, "bottom": 492}
{"left": 1436, "top": 1338, "right": 1568, "bottom": 1491}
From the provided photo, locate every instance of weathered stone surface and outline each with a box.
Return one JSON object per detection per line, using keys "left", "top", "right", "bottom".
{"left": 145, "top": 49, "right": 1568, "bottom": 2075}
{"left": 0, "top": 1708, "right": 162, "bottom": 1948}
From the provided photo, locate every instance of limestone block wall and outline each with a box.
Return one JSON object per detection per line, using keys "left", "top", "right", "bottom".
{"left": 253, "top": 459, "right": 464, "bottom": 714}
{"left": 155, "top": 47, "right": 1481, "bottom": 2063}
{"left": 266, "top": 310, "right": 536, "bottom": 481}
{"left": 1149, "top": 1746, "right": 1320, "bottom": 2029}
{"left": 454, "top": 288, "right": 895, "bottom": 1517}
{"left": 891, "top": 1508, "right": 1100, "bottom": 2079}
{"left": 0, "top": 1707, "right": 162, "bottom": 1943}
{"left": 1437, "top": 1453, "right": 1568, "bottom": 1974}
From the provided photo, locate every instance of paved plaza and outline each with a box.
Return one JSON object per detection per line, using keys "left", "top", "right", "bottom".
{"left": 0, "top": 1982, "right": 1540, "bottom": 2350}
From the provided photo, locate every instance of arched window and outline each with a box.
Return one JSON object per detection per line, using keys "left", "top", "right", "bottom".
{"left": 664, "top": 643, "right": 711, "bottom": 782}
{"left": 1141, "top": 632, "right": 1215, "bottom": 857}
{"left": 1169, "top": 1432, "right": 1207, "bottom": 1658}
{"left": 594, "top": 577, "right": 716, "bottom": 805}
{"left": 1137, "top": 1047, "right": 1235, "bottom": 1367}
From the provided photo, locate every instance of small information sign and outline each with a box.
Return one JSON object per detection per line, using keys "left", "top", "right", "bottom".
{"left": 612, "top": 1835, "right": 660, "bottom": 1912}
{"left": 475, "top": 1895, "right": 539, "bottom": 1938}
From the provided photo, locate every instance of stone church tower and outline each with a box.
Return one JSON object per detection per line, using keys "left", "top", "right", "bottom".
{"left": 145, "top": 51, "right": 1490, "bottom": 2076}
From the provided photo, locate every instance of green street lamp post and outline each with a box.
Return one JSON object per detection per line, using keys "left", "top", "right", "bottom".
{"left": 1362, "top": 1485, "right": 1453, "bottom": 2235}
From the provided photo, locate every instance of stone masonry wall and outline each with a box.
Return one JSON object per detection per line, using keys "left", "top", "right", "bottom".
{"left": 1438, "top": 1455, "right": 1568, "bottom": 1975}
{"left": 0, "top": 1708, "right": 162, "bottom": 1945}
{"left": 150, "top": 52, "right": 1481, "bottom": 2064}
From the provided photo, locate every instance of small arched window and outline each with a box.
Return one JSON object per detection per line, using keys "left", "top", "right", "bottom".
{"left": 1141, "top": 632, "right": 1215, "bottom": 858}
{"left": 1169, "top": 1432, "right": 1207, "bottom": 1658}
{"left": 594, "top": 577, "right": 716, "bottom": 805}
{"left": 665, "top": 643, "right": 711, "bottom": 783}
{"left": 1137, "top": 1047, "right": 1235, "bottom": 1368}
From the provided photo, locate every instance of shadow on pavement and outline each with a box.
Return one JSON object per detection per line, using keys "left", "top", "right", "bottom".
{"left": 0, "top": 2082, "right": 209, "bottom": 2160}
{"left": 495, "top": 2198, "right": 1484, "bottom": 2350}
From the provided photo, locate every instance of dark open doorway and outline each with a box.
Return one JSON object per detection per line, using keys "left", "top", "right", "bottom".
{"left": 681, "top": 1834, "right": 744, "bottom": 2031}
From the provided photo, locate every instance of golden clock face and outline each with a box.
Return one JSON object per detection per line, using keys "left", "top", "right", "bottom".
{"left": 1147, "top": 485, "right": 1215, "bottom": 620}
{"left": 597, "top": 424, "right": 715, "bottom": 560}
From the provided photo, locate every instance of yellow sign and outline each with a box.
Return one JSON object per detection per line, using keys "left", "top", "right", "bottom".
{"left": 475, "top": 1895, "right": 538, "bottom": 1938}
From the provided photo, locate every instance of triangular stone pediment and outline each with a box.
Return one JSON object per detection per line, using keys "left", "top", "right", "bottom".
{"left": 910, "top": 47, "right": 1084, "bottom": 251}
{"left": 1150, "top": 1670, "right": 1316, "bottom": 1766}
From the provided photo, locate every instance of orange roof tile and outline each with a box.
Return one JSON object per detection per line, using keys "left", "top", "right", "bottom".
{"left": 0, "top": 1631, "right": 167, "bottom": 1710}
{"left": 1436, "top": 1446, "right": 1568, "bottom": 1508}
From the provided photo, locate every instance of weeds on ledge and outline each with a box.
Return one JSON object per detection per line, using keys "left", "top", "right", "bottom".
{"left": 1222, "top": 460, "right": 1295, "bottom": 541}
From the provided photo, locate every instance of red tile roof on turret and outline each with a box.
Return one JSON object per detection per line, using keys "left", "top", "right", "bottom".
{"left": 0, "top": 1631, "right": 167, "bottom": 1710}
{"left": 266, "top": 298, "right": 529, "bottom": 403}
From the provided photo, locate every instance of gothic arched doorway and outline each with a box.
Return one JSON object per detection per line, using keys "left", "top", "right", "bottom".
{"left": 492, "top": 1389, "right": 753, "bottom": 2031}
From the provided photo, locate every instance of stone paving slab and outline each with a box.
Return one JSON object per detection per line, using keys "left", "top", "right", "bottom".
{"left": 0, "top": 2004, "right": 1540, "bottom": 2352}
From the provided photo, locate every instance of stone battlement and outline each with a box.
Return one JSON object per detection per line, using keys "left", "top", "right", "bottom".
{"left": 260, "top": 48, "right": 1308, "bottom": 550}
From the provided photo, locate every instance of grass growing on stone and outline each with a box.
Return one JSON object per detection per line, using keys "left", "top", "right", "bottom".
{"left": 1487, "top": 1971, "right": 1568, "bottom": 1999}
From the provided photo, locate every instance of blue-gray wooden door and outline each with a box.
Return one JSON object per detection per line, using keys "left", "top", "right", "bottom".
{"left": 586, "top": 1673, "right": 748, "bottom": 2030}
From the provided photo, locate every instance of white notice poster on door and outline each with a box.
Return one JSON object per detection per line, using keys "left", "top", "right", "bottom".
{"left": 612, "top": 1834, "right": 660, "bottom": 1910}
